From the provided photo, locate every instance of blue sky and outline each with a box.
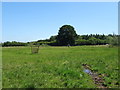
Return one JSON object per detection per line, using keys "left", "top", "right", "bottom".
{"left": 2, "top": 2, "right": 118, "bottom": 42}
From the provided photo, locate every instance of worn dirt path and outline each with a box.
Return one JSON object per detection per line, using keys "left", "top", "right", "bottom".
{"left": 82, "top": 64, "right": 108, "bottom": 88}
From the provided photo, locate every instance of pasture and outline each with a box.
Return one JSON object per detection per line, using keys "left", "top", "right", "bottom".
{"left": 2, "top": 46, "right": 119, "bottom": 88}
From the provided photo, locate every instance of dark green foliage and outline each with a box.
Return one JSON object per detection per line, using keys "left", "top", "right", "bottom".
{"left": 2, "top": 34, "right": 119, "bottom": 47}
{"left": 75, "top": 34, "right": 118, "bottom": 46}
{"left": 50, "top": 35, "right": 57, "bottom": 41}
{"left": 75, "top": 39, "right": 89, "bottom": 45}
{"left": 57, "top": 25, "right": 78, "bottom": 46}
{"left": 88, "top": 37, "right": 98, "bottom": 45}
{"left": 106, "top": 34, "right": 119, "bottom": 47}
{"left": 37, "top": 39, "right": 50, "bottom": 42}
{"left": 2, "top": 41, "right": 27, "bottom": 47}
{"left": 48, "top": 41, "right": 59, "bottom": 46}
{"left": 75, "top": 37, "right": 107, "bottom": 45}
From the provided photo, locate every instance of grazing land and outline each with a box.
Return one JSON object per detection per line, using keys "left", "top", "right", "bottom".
{"left": 2, "top": 46, "right": 118, "bottom": 88}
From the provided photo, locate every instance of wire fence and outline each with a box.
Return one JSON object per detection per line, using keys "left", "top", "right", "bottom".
{"left": 30, "top": 44, "right": 40, "bottom": 54}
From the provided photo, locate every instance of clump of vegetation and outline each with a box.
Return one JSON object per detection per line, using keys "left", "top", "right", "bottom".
{"left": 106, "top": 34, "right": 118, "bottom": 47}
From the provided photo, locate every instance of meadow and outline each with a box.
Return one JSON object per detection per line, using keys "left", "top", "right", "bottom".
{"left": 2, "top": 45, "right": 119, "bottom": 88}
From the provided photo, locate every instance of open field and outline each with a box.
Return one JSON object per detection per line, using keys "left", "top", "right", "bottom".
{"left": 2, "top": 46, "right": 119, "bottom": 88}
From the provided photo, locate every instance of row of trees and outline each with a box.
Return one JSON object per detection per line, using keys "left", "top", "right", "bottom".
{"left": 36, "top": 25, "right": 119, "bottom": 46}
{"left": 2, "top": 25, "right": 119, "bottom": 47}
{"left": 47, "top": 34, "right": 118, "bottom": 46}
{"left": 2, "top": 34, "right": 118, "bottom": 47}
{"left": 2, "top": 41, "right": 27, "bottom": 47}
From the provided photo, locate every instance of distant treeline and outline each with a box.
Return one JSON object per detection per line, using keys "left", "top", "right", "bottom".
{"left": 37, "top": 34, "right": 119, "bottom": 46}
{"left": 1, "top": 34, "right": 119, "bottom": 47}
{"left": 1, "top": 41, "right": 27, "bottom": 47}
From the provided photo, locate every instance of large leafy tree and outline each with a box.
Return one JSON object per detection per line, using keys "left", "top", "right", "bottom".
{"left": 57, "top": 25, "right": 77, "bottom": 46}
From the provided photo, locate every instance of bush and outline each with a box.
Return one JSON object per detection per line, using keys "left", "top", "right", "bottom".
{"left": 75, "top": 39, "right": 89, "bottom": 45}
{"left": 106, "top": 36, "right": 118, "bottom": 47}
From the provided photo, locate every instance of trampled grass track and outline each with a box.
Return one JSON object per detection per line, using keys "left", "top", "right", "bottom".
{"left": 2, "top": 46, "right": 119, "bottom": 88}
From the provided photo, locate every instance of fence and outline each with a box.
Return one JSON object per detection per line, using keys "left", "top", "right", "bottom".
{"left": 30, "top": 44, "right": 40, "bottom": 54}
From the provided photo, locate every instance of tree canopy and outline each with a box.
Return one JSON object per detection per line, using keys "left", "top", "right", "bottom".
{"left": 57, "top": 25, "right": 78, "bottom": 46}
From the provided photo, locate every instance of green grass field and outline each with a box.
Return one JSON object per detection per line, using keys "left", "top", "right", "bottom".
{"left": 2, "top": 46, "right": 118, "bottom": 88}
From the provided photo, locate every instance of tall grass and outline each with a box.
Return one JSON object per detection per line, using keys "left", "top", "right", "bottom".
{"left": 2, "top": 46, "right": 118, "bottom": 88}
